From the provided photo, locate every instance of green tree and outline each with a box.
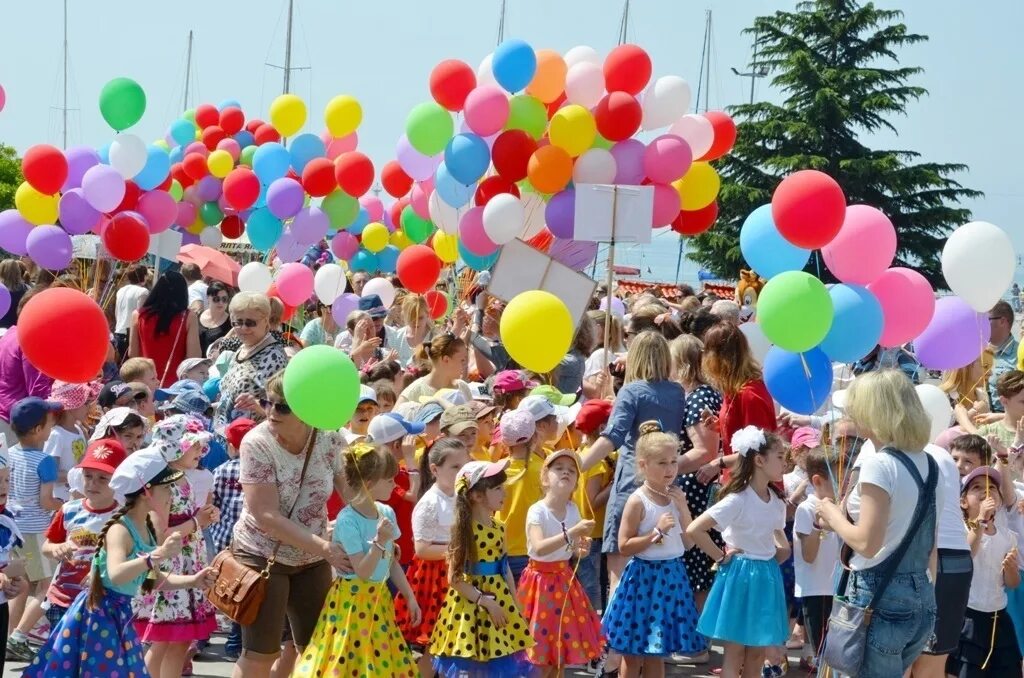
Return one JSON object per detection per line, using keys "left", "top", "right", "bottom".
{"left": 688, "top": 0, "right": 979, "bottom": 287}
{"left": 0, "top": 143, "right": 21, "bottom": 212}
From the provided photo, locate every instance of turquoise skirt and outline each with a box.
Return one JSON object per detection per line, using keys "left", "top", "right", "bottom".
{"left": 697, "top": 556, "right": 789, "bottom": 647}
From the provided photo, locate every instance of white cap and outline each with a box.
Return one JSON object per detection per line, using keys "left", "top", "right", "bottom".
{"left": 367, "top": 413, "right": 426, "bottom": 445}
{"left": 358, "top": 385, "right": 378, "bottom": 405}
{"left": 517, "top": 395, "right": 556, "bottom": 422}
{"left": 108, "top": 448, "right": 183, "bottom": 499}
{"left": 456, "top": 458, "right": 509, "bottom": 491}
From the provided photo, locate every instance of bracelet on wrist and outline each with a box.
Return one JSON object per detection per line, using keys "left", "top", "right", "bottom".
{"left": 192, "top": 516, "right": 201, "bottom": 533}
{"left": 144, "top": 553, "right": 155, "bottom": 570}
{"left": 368, "top": 540, "right": 387, "bottom": 555}
{"left": 652, "top": 527, "right": 666, "bottom": 543}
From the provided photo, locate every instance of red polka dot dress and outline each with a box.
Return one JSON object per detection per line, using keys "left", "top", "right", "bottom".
{"left": 395, "top": 484, "right": 453, "bottom": 646}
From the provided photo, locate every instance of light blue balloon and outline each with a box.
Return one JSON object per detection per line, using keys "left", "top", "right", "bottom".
{"left": 739, "top": 204, "right": 811, "bottom": 279}
{"left": 350, "top": 249, "right": 378, "bottom": 272}
{"left": 376, "top": 245, "right": 400, "bottom": 273}
{"left": 169, "top": 146, "right": 184, "bottom": 165}
{"left": 764, "top": 346, "right": 833, "bottom": 415}
{"left": 819, "top": 284, "right": 884, "bottom": 363}
{"left": 97, "top": 143, "right": 111, "bottom": 165}
{"left": 234, "top": 130, "right": 256, "bottom": 149}
{"left": 444, "top": 133, "right": 490, "bottom": 185}
{"left": 254, "top": 182, "right": 268, "bottom": 209}
{"left": 458, "top": 240, "right": 499, "bottom": 271}
{"left": 134, "top": 146, "right": 171, "bottom": 191}
{"left": 289, "top": 133, "right": 326, "bottom": 174}
{"left": 218, "top": 99, "right": 242, "bottom": 110}
{"left": 347, "top": 207, "right": 370, "bottom": 235}
{"left": 493, "top": 38, "right": 537, "bottom": 93}
{"left": 252, "top": 142, "right": 290, "bottom": 184}
{"left": 170, "top": 119, "right": 196, "bottom": 147}
{"left": 435, "top": 162, "right": 474, "bottom": 208}
{"left": 246, "top": 208, "right": 283, "bottom": 251}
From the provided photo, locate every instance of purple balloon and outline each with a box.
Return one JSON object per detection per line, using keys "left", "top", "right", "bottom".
{"left": 137, "top": 190, "right": 177, "bottom": 234}
{"left": 0, "top": 283, "right": 10, "bottom": 319}
{"left": 26, "top": 225, "right": 73, "bottom": 270}
{"left": 180, "top": 231, "right": 201, "bottom": 246}
{"left": 915, "top": 296, "right": 991, "bottom": 370}
{"left": 196, "top": 175, "right": 223, "bottom": 202}
{"left": 331, "top": 231, "right": 359, "bottom": 260}
{"left": 396, "top": 134, "right": 442, "bottom": 182}
{"left": 331, "top": 292, "right": 360, "bottom": 325}
{"left": 58, "top": 189, "right": 102, "bottom": 235}
{"left": 62, "top": 146, "right": 101, "bottom": 192}
{"left": 610, "top": 139, "right": 646, "bottom": 185}
{"left": 275, "top": 229, "right": 307, "bottom": 262}
{"left": 549, "top": 238, "right": 598, "bottom": 271}
{"left": 0, "top": 210, "right": 34, "bottom": 255}
{"left": 291, "top": 207, "right": 329, "bottom": 244}
{"left": 266, "top": 178, "right": 304, "bottom": 219}
{"left": 82, "top": 165, "right": 126, "bottom": 213}
{"left": 545, "top": 189, "right": 576, "bottom": 239}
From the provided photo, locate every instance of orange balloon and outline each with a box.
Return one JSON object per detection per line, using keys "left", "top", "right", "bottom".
{"left": 526, "top": 49, "right": 568, "bottom": 104}
{"left": 527, "top": 145, "right": 573, "bottom": 194}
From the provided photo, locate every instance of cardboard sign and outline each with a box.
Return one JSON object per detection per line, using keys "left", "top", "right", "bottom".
{"left": 148, "top": 229, "right": 184, "bottom": 261}
{"left": 573, "top": 183, "right": 655, "bottom": 244}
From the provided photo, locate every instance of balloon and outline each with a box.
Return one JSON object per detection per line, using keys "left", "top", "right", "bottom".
{"left": 363, "top": 277, "right": 396, "bottom": 308}
{"left": 406, "top": 102, "right": 454, "bottom": 156}
{"left": 58, "top": 188, "right": 101, "bottom": 235}
{"left": 459, "top": 240, "right": 499, "bottom": 271}
{"left": 565, "top": 62, "right": 605, "bottom": 108}
{"left": 483, "top": 193, "right": 524, "bottom": 245}
{"left": 246, "top": 208, "right": 283, "bottom": 252}
{"left": 396, "top": 244, "right": 442, "bottom": 293}
{"left": 176, "top": 201, "right": 197, "bottom": 229}
{"left": 430, "top": 60, "right": 477, "bottom": 111}
{"left": 222, "top": 168, "right": 261, "bottom": 210}
{"left": 818, "top": 284, "right": 884, "bottom": 363}
{"left": 434, "top": 163, "right": 475, "bottom": 208}
{"left": 313, "top": 263, "right": 346, "bottom": 304}
{"left": 290, "top": 206, "right": 329, "bottom": 244}
{"left": 62, "top": 146, "right": 101, "bottom": 192}
{"left": 424, "top": 289, "right": 448, "bottom": 320}
{"left": 916, "top": 384, "right": 953, "bottom": 444}
{"left": 99, "top": 78, "right": 146, "bottom": 131}
{"left": 199, "top": 227, "right": 223, "bottom": 248}
{"left": 701, "top": 111, "right": 737, "bottom": 161}
{"left": 942, "top": 221, "right": 1016, "bottom": 313}
{"left": 671, "top": 201, "right": 719, "bottom": 236}
{"left": 644, "top": 134, "right": 693, "bottom": 184}
{"left": 432, "top": 230, "right": 458, "bottom": 264}
{"left": 461, "top": 86, "right": 507, "bottom": 140}
{"left": 574, "top": 148, "right": 616, "bottom": 184}
{"left": 492, "top": 39, "right": 537, "bottom": 93}
{"left": 331, "top": 293, "right": 360, "bottom": 324}
{"left": 201, "top": 126, "right": 228, "bottom": 151}
{"left": 564, "top": 45, "right": 600, "bottom": 68}
{"left": 101, "top": 211, "right": 150, "bottom": 261}
{"left": 673, "top": 161, "right": 720, "bottom": 211}
{"left": 302, "top": 157, "right": 337, "bottom": 197}
{"left": 821, "top": 205, "right": 897, "bottom": 285}
{"left": 27, "top": 225, "right": 72, "bottom": 270}
{"left": 544, "top": 189, "right": 575, "bottom": 239}
{"left": 195, "top": 175, "right": 222, "bottom": 203}
{"left": 527, "top": 145, "right": 572, "bottom": 194}
{"left": 549, "top": 105, "right": 596, "bottom": 157}
{"left": 526, "top": 49, "right": 567, "bottom": 103}
{"left": 595, "top": 92, "right": 642, "bottom": 141}
{"left": 323, "top": 190, "right": 358, "bottom": 229}
{"left": 652, "top": 183, "right": 681, "bottom": 227}
{"left": 0, "top": 84, "right": 4, "bottom": 112}
{"left": 0, "top": 211, "right": 32, "bottom": 256}
{"left": 324, "top": 94, "right": 362, "bottom": 137}
{"left": 266, "top": 178, "right": 305, "bottom": 219}
{"left": 668, "top": 114, "right": 715, "bottom": 160}
{"left": 476, "top": 53, "right": 497, "bottom": 88}
{"left": 238, "top": 262, "right": 273, "bottom": 293}
{"left": 739, "top": 322, "right": 772, "bottom": 365}
{"left": 348, "top": 206, "right": 371, "bottom": 235}
{"left": 331, "top": 231, "right": 359, "bottom": 260}
{"left": 505, "top": 94, "right": 547, "bottom": 139}
{"left": 134, "top": 146, "right": 171, "bottom": 190}
{"left": 739, "top": 205, "right": 811, "bottom": 279}
{"left": 170, "top": 119, "right": 196, "bottom": 146}
{"left": 460, "top": 206, "right": 498, "bottom": 255}
{"left": 915, "top": 296, "right": 990, "bottom": 370}
{"left": 0, "top": 284, "right": 9, "bottom": 320}
{"left": 427, "top": 190, "right": 461, "bottom": 236}
{"left": 764, "top": 347, "right": 833, "bottom": 415}
{"left": 288, "top": 133, "right": 326, "bottom": 173}
{"left": 136, "top": 190, "right": 176, "bottom": 234}
{"left": 549, "top": 238, "right": 597, "bottom": 270}
{"left": 400, "top": 205, "right": 434, "bottom": 244}
{"left": 360, "top": 195, "right": 384, "bottom": 223}
{"left": 252, "top": 142, "right": 290, "bottom": 184}
{"left": 391, "top": 230, "right": 413, "bottom": 250}
{"left": 284, "top": 345, "right": 359, "bottom": 430}
{"left": 362, "top": 222, "right": 390, "bottom": 253}
{"left": 474, "top": 176, "right": 520, "bottom": 207}
{"left": 868, "top": 267, "right": 936, "bottom": 347}
{"left": 492, "top": 129, "right": 537, "bottom": 182}
{"left": 15, "top": 183, "right": 59, "bottom": 225}
{"left": 182, "top": 153, "right": 208, "bottom": 182}
{"left": 195, "top": 104, "right": 219, "bottom": 128}
{"left": 771, "top": 170, "right": 846, "bottom": 249}
{"left": 275, "top": 262, "right": 314, "bottom": 306}
{"left": 757, "top": 271, "right": 833, "bottom": 352}
{"left": 206, "top": 149, "right": 233, "bottom": 178}
{"left": 444, "top": 133, "right": 490, "bottom": 185}
{"left": 500, "top": 290, "right": 573, "bottom": 372}
{"left": 349, "top": 249, "right": 378, "bottom": 272}
{"left": 220, "top": 215, "right": 244, "bottom": 239}
{"left": 396, "top": 134, "right": 441, "bottom": 182}
{"left": 381, "top": 161, "right": 413, "bottom": 199}
{"left": 642, "top": 76, "right": 692, "bottom": 131}
{"left": 603, "top": 44, "right": 651, "bottom": 95}
{"left": 325, "top": 132, "right": 357, "bottom": 159}
{"left": 269, "top": 94, "right": 306, "bottom": 137}
{"left": 610, "top": 139, "right": 645, "bottom": 184}
{"left": 219, "top": 107, "right": 245, "bottom": 135}
{"left": 20, "top": 288, "right": 109, "bottom": 381}
{"left": 23, "top": 145, "right": 68, "bottom": 195}
{"left": 199, "top": 200, "right": 223, "bottom": 226}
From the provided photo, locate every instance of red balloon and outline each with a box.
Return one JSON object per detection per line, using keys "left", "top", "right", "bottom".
{"left": 20, "top": 288, "right": 109, "bottom": 382}
{"left": 115, "top": 181, "right": 141, "bottom": 213}
{"left": 155, "top": 174, "right": 173, "bottom": 192}
{"left": 302, "top": 157, "right": 337, "bottom": 198}
{"left": 527, "top": 228, "right": 553, "bottom": 252}
{"left": 220, "top": 214, "right": 245, "bottom": 239}
{"left": 201, "top": 125, "right": 228, "bottom": 151}
{"left": 595, "top": 92, "right": 642, "bottom": 141}
{"left": 254, "top": 124, "right": 281, "bottom": 145}
{"left": 170, "top": 162, "right": 194, "bottom": 189}
{"left": 22, "top": 145, "right": 68, "bottom": 195}
{"left": 423, "top": 290, "right": 448, "bottom": 320}
{"left": 429, "top": 60, "right": 477, "bottom": 112}
{"left": 702, "top": 111, "right": 737, "bottom": 161}
{"left": 397, "top": 244, "right": 443, "bottom": 294}
{"left": 474, "top": 176, "right": 520, "bottom": 206}
{"left": 334, "top": 152, "right": 374, "bottom": 197}
{"left": 671, "top": 201, "right": 719, "bottom": 236}
{"left": 388, "top": 198, "right": 410, "bottom": 229}
{"left": 603, "top": 44, "right": 652, "bottom": 95}
{"left": 546, "top": 92, "right": 567, "bottom": 120}
{"left": 219, "top": 107, "right": 245, "bottom": 135}
{"left": 194, "top": 104, "right": 220, "bottom": 129}
{"left": 381, "top": 160, "right": 413, "bottom": 198}
{"left": 182, "top": 153, "right": 209, "bottom": 181}
{"left": 265, "top": 283, "right": 296, "bottom": 322}
{"left": 491, "top": 130, "right": 537, "bottom": 183}
{"left": 245, "top": 119, "right": 265, "bottom": 134}
{"left": 771, "top": 170, "right": 847, "bottom": 249}
{"left": 102, "top": 211, "right": 151, "bottom": 262}
{"left": 222, "top": 168, "right": 261, "bottom": 210}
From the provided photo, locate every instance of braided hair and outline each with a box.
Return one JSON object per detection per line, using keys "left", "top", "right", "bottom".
{"left": 86, "top": 493, "right": 157, "bottom": 610}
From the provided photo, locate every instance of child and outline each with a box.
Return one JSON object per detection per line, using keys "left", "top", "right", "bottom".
{"left": 120, "top": 356, "right": 160, "bottom": 394}
{"left": 602, "top": 421, "right": 704, "bottom": 678}
{"left": 294, "top": 442, "right": 418, "bottom": 676}
{"left": 45, "top": 381, "right": 95, "bottom": 501}
{"left": 947, "top": 467, "right": 1022, "bottom": 677}
{"left": 367, "top": 412, "right": 424, "bottom": 571}
{"left": 5, "top": 397, "right": 62, "bottom": 663}
{"left": 428, "top": 459, "right": 534, "bottom": 677}
{"left": 23, "top": 449, "right": 216, "bottom": 678}
{"left": 343, "top": 385, "right": 379, "bottom": 444}
{"left": 176, "top": 357, "right": 212, "bottom": 385}
{"left": 125, "top": 381, "right": 156, "bottom": 420}
{"left": 518, "top": 449, "right": 604, "bottom": 673}
{"left": 978, "top": 370, "right": 1024, "bottom": 448}
{"left": 40, "top": 440, "right": 126, "bottom": 628}
{"left": 88, "top": 407, "right": 147, "bottom": 453}
{"left": 495, "top": 409, "right": 545, "bottom": 582}
{"left": 573, "top": 399, "right": 615, "bottom": 612}
{"left": 0, "top": 446, "right": 30, "bottom": 675}
{"left": 440, "top": 404, "right": 480, "bottom": 451}
{"left": 372, "top": 380, "right": 398, "bottom": 413}
{"left": 688, "top": 425, "right": 790, "bottom": 678}
{"left": 951, "top": 433, "right": 994, "bottom": 477}
{"left": 467, "top": 401, "right": 498, "bottom": 462}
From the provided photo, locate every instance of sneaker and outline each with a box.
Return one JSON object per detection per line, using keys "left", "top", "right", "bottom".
{"left": 6, "top": 636, "right": 36, "bottom": 662}
{"left": 224, "top": 646, "right": 242, "bottom": 661}
{"left": 671, "top": 650, "right": 710, "bottom": 664}
{"left": 27, "top": 621, "right": 50, "bottom": 647}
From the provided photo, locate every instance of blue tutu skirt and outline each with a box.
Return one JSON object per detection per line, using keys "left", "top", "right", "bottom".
{"left": 698, "top": 556, "right": 789, "bottom": 647}
{"left": 601, "top": 556, "right": 705, "bottom": 656}
{"left": 23, "top": 588, "right": 147, "bottom": 678}
{"left": 1006, "top": 580, "right": 1024, "bottom": 652}
{"left": 433, "top": 650, "right": 534, "bottom": 677}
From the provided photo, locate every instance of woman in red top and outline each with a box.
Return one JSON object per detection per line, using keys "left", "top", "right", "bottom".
{"left": 128, "top": 270, "right": 201, "bottom": 387}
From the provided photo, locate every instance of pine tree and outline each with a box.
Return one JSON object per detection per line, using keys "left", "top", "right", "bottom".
{"left": 0, "top": 144, "right": 21, "bottom": 212}
{"left": 688, "top": 0, "right": 980, "bottom": 288}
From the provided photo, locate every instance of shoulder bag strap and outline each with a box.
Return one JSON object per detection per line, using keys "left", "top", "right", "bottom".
{"left": 263, "top": 429, "right": 318, "bottom": 569}
{"left": 159, "top": 312, "right": 188, "bottom": 385}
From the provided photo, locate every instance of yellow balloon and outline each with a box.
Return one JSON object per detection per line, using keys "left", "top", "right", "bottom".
{"left": 15, "top": 182, "right": 58, "bottom": 225}
{"left": 324, "top": 95, "right": 363, "bottom": 138}
{"left": 187, "top": 216, "right": 206, "bottom": 235}
{"left": 548, "top": 105, "right": 596, "bottom": 158}
{"left": 499, "top": 290, "right": 573, "bottom": 373}
{"left": 432, "top": 231, "right": 458, "bottom": 264}
{"left": 390, "top": 230, "right": 412, "bottom": 250}
{"left": 269, "top": 94, "right": 307, "bottom": 137}
{"left": 207, "top": 149, "right": 234, "bottom": 178}
{"left": 362, "top": 222, "right": 389, "bottom": 253}
{"left": 673, "top": 161, "right": 720, "bottom": 211}
{"left": 153, "top": 139, "right": 170, "bottom": 151}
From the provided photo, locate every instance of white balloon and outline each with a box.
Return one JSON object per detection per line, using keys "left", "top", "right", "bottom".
{"left": 739, "top": 321, "right": 772, "bottom": 365}
{"left": 641, "top": 76, "right": 693, "bottom": 131}
{"left": 477, "top": 53, "right": 498, "bottom": 88}
{"left": 668, "top": 114, "right": 714, "bottom": 159}
{"left": 941, "top": 221, "right": 1016, "bottom": 312}
{"left": 564, "top": 45, "right": 601, "bottom": 68}
{"left": 109, "top": 133, "right": 147, "bottom": 179}
{"left": 916, "top": 383, "right": 953, "bottom": 443}
{"left": 199, "top": 227, "right": 223, "bottom": 249}
{"left": 362, "top": 277, "right": 396, "bottom": 309}
{"left": 314, "top": 263, "right": 346, "bottom": 305}
{"left": 238, "top": 262, "right": 273, "bottom": 294}
{"left": 482, "top": 193, "right": 524, "bottom": 245}
{"left": 565, "top": 62, "right": 605, "bottom": 109}
{"left": 573, "top": 148, "right": 617, "bottom": 184}
{"left": 519, "top": 192, "right": 547, "bottom": 240}
{"left": 428, "top": 189, "right": 462, "bottom": 235}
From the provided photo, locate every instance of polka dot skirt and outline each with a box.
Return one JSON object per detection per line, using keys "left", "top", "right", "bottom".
{"left": 516, "top": 559, "right": 604, "bottom": 666}
{"left": 395, "top": 556, "right": 448, "bottom": 646}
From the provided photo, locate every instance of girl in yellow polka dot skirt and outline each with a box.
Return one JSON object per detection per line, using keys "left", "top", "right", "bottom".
{"left": 428, "top": 459, "right": 535, "bottom": 677}
{"left": 293, "top": 443, "right": 419, "bottom": 678}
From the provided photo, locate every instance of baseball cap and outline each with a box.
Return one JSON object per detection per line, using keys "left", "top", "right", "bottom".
{"left": 530, "top": 384, "right": 576, "bottom": 407}
{"left": 500, "top": 410, "right": 536, "bottom": 445}
{"left": 11, "top": 397, "right": 62, "bottom": 433}
{"left": 456, "top": 458, "right": 509, "bottom": 491}
{"left": 77, "top": 439, "right": 127, "bottom": 475}
{"left": 89, "top": 407, "right": 147, "bottom": 443}
{"left": 224, "top": 418, "right": 256, "bottom": 450}
{"left": 154, "top": 379, "right": 203, "bottom": 402}
{"left": 176, "top": 357, "right": 212, "bottom": 380}
{"left": 492, "top": 370, "right": 538, "bottom": 394}
{"left": 109, "top": 448, "right": 183, "bottom": 499}
{"left": 159, "top": 389, "right": 212, "bottom": 417}
{"left": 962, "top": 466, "right": 1002, "bottom": 495}
{"left": 543, "top": 448, "right": 582, "bottom": 472}
{"left": 517, "top": 395, "right": 557, "bottom": 422}
{"left": 466, "top": 400, "right": 497, "bottom": 421}
{"left": 414, "top": 401, "right": 445, "bottom": 425}
{"left": 358, "top": 385, "right": 378, "bottom": 405}
{"left": 440, "top": 405, "right": 478, "bottom": 435}
{"left": 790, "top": 426, "right": 821, "bottom": 449}
{"left": 575, "top": 400, "right": 613, "bottom": 435}
{"left": 98, "top": 380, "right": 133, "bottom": 409}
{"left": 50, "top": 381, "right": 97, "bottom": 411}
{"left": 368, "top": 412, "right": 426, "bottom": 445}
{"left": 358, "top": 294, "right": 388, "bottom": 319}
{"left": 202, "top": 377, "right": 221, "bottom": 403}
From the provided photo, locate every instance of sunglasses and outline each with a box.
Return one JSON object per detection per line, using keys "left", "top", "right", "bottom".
{"left": 232, "top": 318, "right": 259, "bottom": 328}
{"left": 259, "top": 399, "right": 292, "bottom": 415}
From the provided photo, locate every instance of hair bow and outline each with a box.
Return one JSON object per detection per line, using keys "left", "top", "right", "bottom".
{"left": 731, "top": 425, "right": 767, "bottom": 457}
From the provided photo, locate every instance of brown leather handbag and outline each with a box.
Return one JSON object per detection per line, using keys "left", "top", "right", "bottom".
{"left": 207, "top": 429, "right": 317, "bottom": 625}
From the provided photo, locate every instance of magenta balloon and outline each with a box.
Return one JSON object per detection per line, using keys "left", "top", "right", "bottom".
{"left": 216, "top": 138, "right": 241, "bottom": 161}
{"left": 137, "top": 190, "right": 177, "bottom": 234}
{"left": 464, "top": 85, "right": 510, "bottom": 137}
{"left": 867, "top": 267, "right": 936, "bottom": 347}
{"left": 643, "top": 134, "right": 692, "bottom": 184}
{"left": 26, "top": 225, "right": 73, "bottom": 270}
{"left": 914, "top": 296, "right": 990, "bottom": 370}
{"left": 291, "top": 206, "right": 329, "bottom": 244}
{"left": 411, "top": 180, "right": 433, "bottom": 220}
{"left": 331, "top": 231, "right": 359, "bottom": 260}
{"left": 326, "top": 132, "right": 358, "bottom": 160}
{"left": 397, "top": 135, "right": 441, "bottom": 182}
{"left": 459, "top": 206, "right": 497, "bottom": 255}
{"left": 610, "top": 139, "right": 646, "bottom": 185}
{"left": 82, "top": 165, "right": 126, "bottom": 213}
{"left": 651, "top": 183, "right": 681, "bottom": 227}
{"left": 821, "top": 204, "right": 897, "bottom": 285}
{"left": 58, "top": 188, "right": 101, "bottom": 235}
{"left": 180, "top": 231, "right": 201, "bottom": 246}
{"left": 266, "top": 178, "right": 304, "bottom": 219}
{"left": 549, "top": 238, "right": 598, "bottom": 271}
{"left": 359, "top": 195, "right": 384, "bottom": 223}
{"left": 196, "top": 175, "right": 223, "bottom": 202}
{"left": 62, "top": 146, "right": 101, "bottom": 192}
{"left": 0, "top": 210, "right": 33, "bottom": 256}
{"left": 331, "top": 292, "right": 360, "bottom": 325}
{"left": 176, "top": 201, "right": 197, "bottom": 227}
{"left": 275, "top": 230, "right": 307, "bottom": 263}
{"left": 545, "top": 189, "right": 575, "bottom": 239}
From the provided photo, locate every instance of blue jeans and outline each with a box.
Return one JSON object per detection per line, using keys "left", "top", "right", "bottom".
{"left": 576, "top": 537, "right": 604, "bottom": 611}
{"left": 507, "top": 555, "right": 530, "bottom": 584}
{"left": 225, "top": 622, "right": 242, "bottom": 654}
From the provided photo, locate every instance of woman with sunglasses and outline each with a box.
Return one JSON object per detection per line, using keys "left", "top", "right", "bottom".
{"left": 199, "top": 282, "right": 233, "bottom": 356}
{"left": 128, "top": 271, "right": 202, "bottom": 388}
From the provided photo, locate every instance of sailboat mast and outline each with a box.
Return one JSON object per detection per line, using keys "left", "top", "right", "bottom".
{"left": 496, "top": 0, "right": 506, "bottom": 45}
{"left": 183, "top": 31, "right": 193, "bottom": 112}
{"left": 283, "top": 0, "right": 294, "bottom": 94}
{"left": 62, "top": 0, "right": 68, "bottom": 149}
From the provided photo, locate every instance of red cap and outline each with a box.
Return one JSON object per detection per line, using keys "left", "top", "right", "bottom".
{"left": 575, "top": 399, "right": 613, "bottom": 435}
{"left": 77, "top": 439, "right": 127, "bottom": 475}
{"left": 224, "top": 418, "right": 257, "bottom": 450}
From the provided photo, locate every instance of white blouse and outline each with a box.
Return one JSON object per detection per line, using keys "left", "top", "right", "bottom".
{"left": 412, "top": 484, "right": 455, "bottom": 544}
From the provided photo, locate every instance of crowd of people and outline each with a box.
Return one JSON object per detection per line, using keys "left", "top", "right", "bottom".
{"left": 0, "top": 255, "right": 1023, "bottom": 678}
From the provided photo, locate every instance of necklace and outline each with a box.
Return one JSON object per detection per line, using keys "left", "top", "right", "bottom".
{"left": 643, "top": 482, "right": 671, "bottom": 500}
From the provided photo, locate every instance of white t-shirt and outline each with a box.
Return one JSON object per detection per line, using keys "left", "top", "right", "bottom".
{"left": 45, "top": 424, "right": 87, "bottom": 501}
{"left": 925, "top": 444, "right": 970, "bottom": 552}
{"left": 793, "top": 494, "right": 841, "bottom": 597}
{"left": 412, "top": 484, "right": 456, "bottom": 545}
{"left": 114, "top": 284, "right": 148, "bottom": 334}
{"left": 704, "top": 485, "right": 786, "bottom": 560}
{"left": 188, "top": 280, "right": 208, "bottom": 309}
{"left": 526, "top": 500, "right": 583, "bottom": 562}
{"left": 784, "top": 467, "right": 808, "bottom": 502}
{"left": 968, "top": 525, "right": 1017, "bottom": 612}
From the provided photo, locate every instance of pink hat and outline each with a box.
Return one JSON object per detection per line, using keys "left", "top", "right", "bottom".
{"left": 790, "top": 426, "right": 821, "bottom": 449}
{"left": 456, "top": 458, "right": 510, "bottom": 491}
{"left": 500, "top": 410, "right": 536, "bottom": 445}
{"left": 50, "top": 381, "right": 96, "bottom": 411}
{"left": 492, "top": 370, "right": 538, "bottom": 395}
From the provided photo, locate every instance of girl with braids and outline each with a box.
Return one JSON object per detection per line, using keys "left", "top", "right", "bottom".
{"left": 23, "top": 449, "right": 215, "bottom": 678}
{"left": 428, "top": 459, "right": 534, "bottom": 677}
{"left": 397, "top": 333, "right": 469, "bottom": 405}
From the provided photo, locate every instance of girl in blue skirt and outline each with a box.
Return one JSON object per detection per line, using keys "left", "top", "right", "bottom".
{"left": 687, "top": 425, "right": 790, "bottom": 678}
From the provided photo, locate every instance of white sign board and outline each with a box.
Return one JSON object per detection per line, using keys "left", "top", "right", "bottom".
{"left": 149, "top": 230, "right": 184, "bottom": 261}
{"left": 573, "top": 184, "right": 655, "bottom": 244}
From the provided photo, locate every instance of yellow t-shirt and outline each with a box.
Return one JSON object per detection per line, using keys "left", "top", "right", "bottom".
{"left": 470, "top": 443, "right": 492, "bottom": 462}
{"left": 574, "top": 450, "right": 615, "bottom": 539}
{"left": 496, "top": 451, "right": 546, "bottom": 557}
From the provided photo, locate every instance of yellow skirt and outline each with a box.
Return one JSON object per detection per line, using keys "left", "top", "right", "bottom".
{"left": 292, "top": 578, "right": 417, "bottom": 678}
{"left": 428, "top": 572, "right": 534, "bottom": 661}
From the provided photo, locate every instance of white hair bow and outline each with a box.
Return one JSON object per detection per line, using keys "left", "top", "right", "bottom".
{"left": 731, "top": 425, "right": 766, "bottom": 457}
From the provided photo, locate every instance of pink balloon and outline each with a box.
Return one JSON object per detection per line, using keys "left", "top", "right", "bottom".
{"left": 459, "top": 206, "right": 497, "bottom": 255}
{"left": 331, "top": 231, "right": 359, "bottom": 260}
{"left": 411, "top": 179, "right": 434, "bottom": 220}
{"left": 867, "top": 267, "right": 936, "bottom": 347}
{"left": 176, "top": 201, "right": 197, "bottom": 227}
{"left": 610, "top": 139, "right": 645, "bottom": 185}
{"left": 0, "top": 84, "right": 6, "bottom": 113}
{"left": 464, "top": 85, "right": 510, "bottom": 137}
{"left": 821, "top": 205, "right": 897, "bottom": 285}
{"left": 359, "top": 195, "right": 384, "bottom": 223}
{"left": 184, "top": 142, "right": 208, "bottom": 158}
{"left": 137, "top": 190, "right": 177, "bottom": 234}
{"left": 275, "top": 262, "right": 314, "bottom": 306}
{"left": 216, "top": 138, "right": 242, "bottom": 161}
{"left": 643, "top": 134, "right": 692, "bottom": 184}
{"left": 651, "top": 183, "right": 681, "bottom": 227}
{"left": 326, "top": 132, "right": 358, "bottom": 160}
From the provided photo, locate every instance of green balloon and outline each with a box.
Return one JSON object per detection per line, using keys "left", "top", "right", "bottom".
{"left": 405, "top": 101, "right": 454, "bottom": 156}
{"left": 239, "top": 145, "right": 257, "bottom": 167}
{"left": 506, "top": 95, "right": 547, "bottom": 140}
{"left": 169, "top": 180, "right": 183, "bottom": 202}
{"left": 200, "top": 201, "right": 223, "bottom": 226}
{"left": 322, "top": 190, "right": 358, "bottom": 228}
{"left": 283, "top": 345, "right": 360, "bottom": 429}
{"left": 99, "top": 77, "right": 147, "bottom": 131}
{"left": 183, "top": 108, "right": 197, "bottom": 123}
{"left": 757, "top": 271, "right": 833, "bottom": 353}
{"left": 401, "top": 205, "right": 435, "bottom": 244}
{"left": 592, "top": 133, "right": 613, "bottom": 150}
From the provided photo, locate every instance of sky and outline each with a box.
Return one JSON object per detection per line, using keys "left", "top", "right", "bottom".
{"left": 0, "top": 0, "right": 1021, "bottom": 287}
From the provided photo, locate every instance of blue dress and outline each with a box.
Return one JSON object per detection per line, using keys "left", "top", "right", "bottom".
{"left": 23, "top": 517, "right": 155, "bottom": 678}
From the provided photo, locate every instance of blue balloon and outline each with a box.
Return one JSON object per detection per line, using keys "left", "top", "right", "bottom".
{"left": 819, "top": 284, "right": 884, "bottom": 363}
{"left": 739, "top": 204, "right": 811, "bottom": 279}
{"left": 252, "top": 142, "right": 290, "bottom": 184}
{"left": 289, "top": 133, "right": 326, "bottom": 173}
{"left": 350, "top": 249, "right": 379, "bottom": 272}
{"left": 346, "top": 207, "right": 371, "bottom": 236}
{"left": 97, "top": 143, "right": 111, "bottom": 165}
{"left": 764, "top": 346, "right": 833, "bottom": 415}
{"left": 435, "top": 162, "right": 475, "bottom": 208}
{"left": 218, "top": 99, "right": 242, "bottom": 110}
{"left": 234, "top": 130, "right": 256, "bottom": 149}
{"left": 492, "top": 39, "right": 537, "bottom": 93}
{"left": 135, "top": 146, "right": 171, "bottom": 191}
{"left": 169, "top": 146, "right": 184, "bottom": 165}
{"left": 254, "top": 182, "right": 268, "bottom": 209}
{"left": 246, "top": 208, "right": 283, "bottom": 251}
{"left": 444, "top": 133, "right": 490, "bottom": 185}
{"left": 170, "top": 119, "right": 196, "bottom": 147}
{"left": 376, "top": 245, "right": 400, "bottom": 273}
{"left": 458, "top": 240, "right": 499, "bottom": 271}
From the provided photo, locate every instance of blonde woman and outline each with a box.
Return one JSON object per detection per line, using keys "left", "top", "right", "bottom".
{"left": 939, "top": 352, "right": 993, "bottom": 431}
